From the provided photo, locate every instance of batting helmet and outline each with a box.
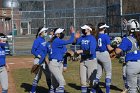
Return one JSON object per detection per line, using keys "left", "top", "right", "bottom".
{"left": 127, "top": 19, "right": 140, "bottom": 32}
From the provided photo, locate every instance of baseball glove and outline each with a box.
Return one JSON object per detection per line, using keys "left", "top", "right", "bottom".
{"left": 109, "top": 50, "right": 116, "bottom": 59}
{"left": 66, "top": 50, "right": 74, "bottom": 57}
{"left": 31, "top": 64, "right": 40, "bottom": 74}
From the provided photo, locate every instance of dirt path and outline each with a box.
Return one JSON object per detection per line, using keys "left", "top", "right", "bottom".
{"left": 0, "top": 57, "right": 33, "bottom": 93}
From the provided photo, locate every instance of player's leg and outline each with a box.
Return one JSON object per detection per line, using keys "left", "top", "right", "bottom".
{"left": 80, "top": 61, "right": 88, "bottom": 93}
{"left": 30, "top": 58, "right": 42, "bottom": 93}
{"left": 96, "top": 61, "right": 103, "bottom": 81}
{"left": 55, "top": 62, "right": 65, "bottom": 93}
{"left": 96, "top": 52, "right": 104, "bottom": 80}
{"left": 49, "top": 60, "right": 65, "bottom": 93}
{"left": 97, "top": 51, "right": 112, "bottom": 93}
{"left": 126, "top": 62, "right": 140, "bottom": 93}
{"left": 86, "top": 59, "right": 97, "bottom": 93}
{"left": 102, "top": 52, "right": 112, "bottom": 93}
{"left": 121, "top": 63, "right": 128, "bottom": 93}
{"left": 137, "top": 73, "right": 140, "bottom": 93}
{"left": 50, "top": 74, "right": 59, "bottom": 93}
{"left": 0, "top": 67, "right": 8, "bottom": 93}
{"left": 42, "top": 63, "right": 51, "bottom": 90}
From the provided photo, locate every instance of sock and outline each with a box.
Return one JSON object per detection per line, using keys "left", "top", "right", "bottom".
{"left": 105, "top": 78, "right": 111, "bottom": 93}
{"left": 56, "top": 86, "right": 64, "bottom": 93}
{"left": 31, "top": 79, "right": 38, "bottom": 92}
{"left": 91, "top": 78, "right": 100, "bottom": 93}
{"left": 49, "top": 85, "right": 55, "bottom": 93}
{"left": 2, "top": 90, "right": 8, "bottom": 93}
{"left": 123, "top": 75, "right": 128, "bottom": 89}
{"left": 81, "top": 86, "right": 87, "bottom": 93}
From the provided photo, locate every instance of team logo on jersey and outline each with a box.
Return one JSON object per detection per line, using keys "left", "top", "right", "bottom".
{"left": 81, "top": 40, "right": 90, "bottom": 45}
{"left": 41, "top": 42, "right": 46, "bottom": 46}
{"left": 0, "top": 51, "right": 5, "bottom": 56}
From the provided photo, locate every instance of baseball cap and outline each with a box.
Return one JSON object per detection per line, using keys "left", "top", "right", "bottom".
{"left": 98, "top": 23, "right": 109, "bottom": 29}
{"left": 54, "top": 28, "right": 65, "bottom": 34}
{"left": 81, "top": 25, "right": 92, "bottom": 31}
{"left": 38, "top": 27, "right": 48, "bottom": 34}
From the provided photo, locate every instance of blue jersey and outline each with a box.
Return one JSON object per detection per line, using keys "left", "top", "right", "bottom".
{"left": 0, "top": 43, "right": 7, "bottom": 66}
{"left": 76, "top": 35, "right": 96, "bottom": 60}
{"left": 31, "top": 36, "right": 48, "bottom": 64}
{"left": 47, "top": 41, "right": 67, "bottom": 67}
{"left": 119, "top": 36, "right": 140, "bottom": 62}
{"left": 46, "top": 42, "right": 68, "bottom": 59}
{"left": 50, "top": 33, "right": 74, "bottom": 61}
{"left": 96, "top": 33, "right": 111, "bottom": 52}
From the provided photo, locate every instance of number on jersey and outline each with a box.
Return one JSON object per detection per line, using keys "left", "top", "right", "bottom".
{"left": 98, "top": 38, "right": 102, "bottom": 47}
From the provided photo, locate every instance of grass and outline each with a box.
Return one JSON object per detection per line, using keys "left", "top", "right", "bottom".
{"left": 12, "top": 58, "right": 124, "bottom": 93}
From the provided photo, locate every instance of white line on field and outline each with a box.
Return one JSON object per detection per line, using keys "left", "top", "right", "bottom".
{"left": 8, "top": 63, "right": 15, "bottom": 64}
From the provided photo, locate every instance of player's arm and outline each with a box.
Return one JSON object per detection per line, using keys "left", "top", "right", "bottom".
{"left": 5, "top": 63, "right": 9, "bottom": 72}
{"left": 56, "top": 33, "right": 75, "bottom": 45}
{"left": 115, "top": 48, "right": 122, "bottom": 54}
{"left": 106, "top": 35, "right": 114, "bottom": 51}
{"left": 115, "top": 38, "right": 128, "bottom": 54}
{"left": 31, "top": 40, "right": 41, "bottom": 58}
{"left": 107, "top": 45, "right": 114, "bottom": 51}
{"left": 63, "top": 55, "right": 68, "bottom": 72}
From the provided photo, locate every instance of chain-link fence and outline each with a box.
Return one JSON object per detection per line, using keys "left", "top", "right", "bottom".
{"left": 11, "top": 0, "right": 107, "bottom": 55}
{"left": 0, "top": 0, "right": 140, "bottom": 55}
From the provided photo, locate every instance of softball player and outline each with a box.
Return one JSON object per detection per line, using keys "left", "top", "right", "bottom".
{"left": 93, "top": 23, "right": 114, "bottom": 93}
{"left": 0, "top": 33, "right": 8, "bottom": 93}
{"left": 30, "top": 27, "right": 51, "bottom": 93}
{"left": 48, "top": 27, "right": 75, "bottom": 93}
{"left": 47, "top": 29, "right": 68, "bottom": 93}
{"left": 115, "top": 19, "right": 140, "bottom": 93}
{"left": 75, "top": 24, "right": 97, "bottom": 93}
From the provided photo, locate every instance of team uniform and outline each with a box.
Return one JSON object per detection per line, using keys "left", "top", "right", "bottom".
{"left": 95, "top": 33, "right": 112, "bottom": 93}
{"left": 30, "top": 36, "right": 51, "bottom": 93}
{"left": 118, "top": 35, "right": 140, "bottom": 93}
{"left": 76, "top": 35, "right": 97, "bottom": 93}
{"left": 0, "top": 42, "right": 8, "bottom": 93}
{"left": 49, "top": 42, "right": 68, "bottom": 93}
{"left": 48, "top": 32, "right": 74, "bottom": 93}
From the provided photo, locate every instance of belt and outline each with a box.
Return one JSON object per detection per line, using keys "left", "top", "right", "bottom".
{"left": 97, "top": 50, "right": 107, "bottom": 52}
{"left": 128, "top": 60, "right": 140, "bottom": 62}
{"left": 0, "top": 65, "right": 5, "bottom": 67}
{"left": 50, "top": 59, "right": 63, "bottom": 63}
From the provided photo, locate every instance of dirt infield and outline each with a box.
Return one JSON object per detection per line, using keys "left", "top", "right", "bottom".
{"left": 0, "top": 56, "right": 34, "bottom": 93}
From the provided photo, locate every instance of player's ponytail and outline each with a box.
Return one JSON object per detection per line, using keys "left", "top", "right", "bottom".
{"left": 85, "top": 24, "right": 96, "bottom": 37}
{"left": 133, "top": 32, "right": 140, "bottom": 47}
{"left": 50, "top": 28, "right": 58, "bottom": 43}
{"left": 36, "top": 27, "right": 43, "bottom": 38}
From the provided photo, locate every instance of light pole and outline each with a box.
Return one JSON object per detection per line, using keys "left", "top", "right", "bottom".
{"left": 120, "top": 0, "right": 123, "bottom": 36}
{"left": 11, "top": 0, "right": 15, "bottom": 55}
{"left": 43, "top": 0, "right": 46, "bottom": 27}
{"left": 73, "top": 0, "right": 76, "bottom": 29}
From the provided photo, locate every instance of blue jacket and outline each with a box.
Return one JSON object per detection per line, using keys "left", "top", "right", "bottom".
{"left": 119, "top": 36, "right": 140, "bottom": 62}
{"left": 50, "top": 33, "right": 74, "bottom": 61}
{"left": 76, "top": 35, "right": 96, "bottom": 60}
{"left": 31, "top": 36, "right": 48, "bottom": 64}
{"left": 0, "top": 43, "right": 7, "bottom": 66}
